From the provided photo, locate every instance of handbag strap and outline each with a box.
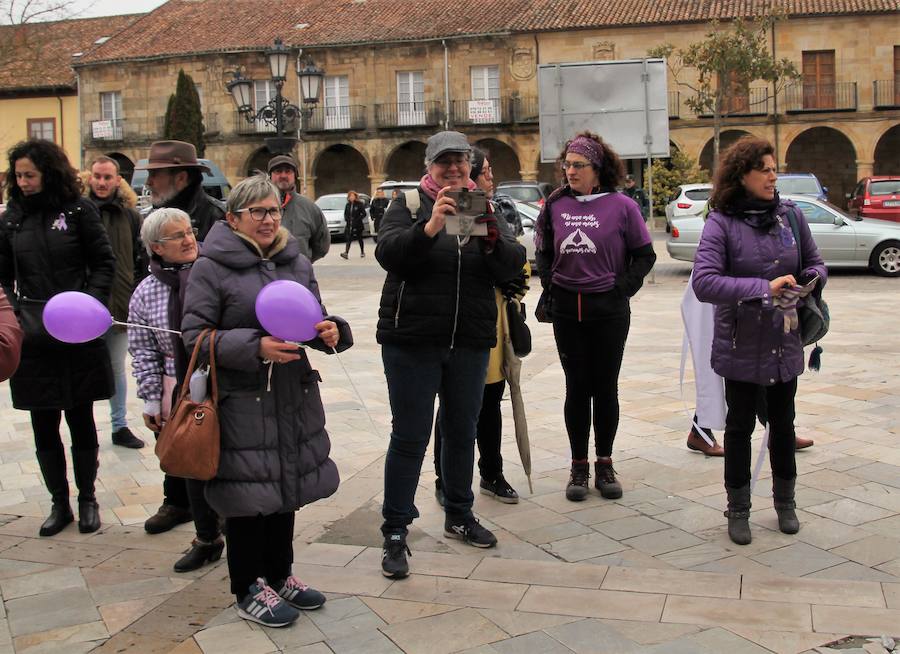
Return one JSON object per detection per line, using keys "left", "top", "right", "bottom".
{"left": 179, "top": 329, "right": 218, "bottom": 403}
{"left": 783, "top": 207, "right": 804, "bottom": 275}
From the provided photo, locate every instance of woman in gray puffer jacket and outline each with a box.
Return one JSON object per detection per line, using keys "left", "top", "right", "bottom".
{"left": 181, "top": 174, "right": 351, "bottom": 628}
{"left": 693, "top": 138, "right": 826, "bottom": 547}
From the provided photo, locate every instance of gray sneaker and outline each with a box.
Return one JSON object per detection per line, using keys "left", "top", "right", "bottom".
{"left": 236, "top": 578, "right": 299, "bottom": 627}
{"left": 274, "top": 575, "right": 326, "bottom": 610}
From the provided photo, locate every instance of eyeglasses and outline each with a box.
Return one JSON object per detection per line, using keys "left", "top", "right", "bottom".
{"left": 561, "top": 161, "right": 592, "bottom": 171}
{"left": 433, "top": 155, "right": 469, "bottom": 168}
{"left": 236, "top": 206, "right": 282, "bottom": 221}
{"left": 156, "top": 227, "right": 198, "bottom": 243}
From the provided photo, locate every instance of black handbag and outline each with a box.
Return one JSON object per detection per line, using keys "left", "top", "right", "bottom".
{"left": 534, "top": 287, "right": 553, "bottom": 323}
{"left": 785, "top": 208, "right": 830, "bottom": 347}
{"left": 505, "top": 299, "right": 532, "bottom": 357}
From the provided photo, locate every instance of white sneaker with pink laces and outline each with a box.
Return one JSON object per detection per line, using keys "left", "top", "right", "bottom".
{"left": 236, "top": 577, "right": 299, "bottom": 627}
{"left": 274, "top": 575, "right": 326, "bottom": 610}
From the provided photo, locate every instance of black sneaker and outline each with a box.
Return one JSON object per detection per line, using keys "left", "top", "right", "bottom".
{"left": 566, "top": 461, "right": 590, "bottom": 501}
{"left": 595, "top": 458, "right": 623, "bottom": 499}
{"left": 479, "top": 476, "right": 519, "bottom": 504}
{"left": 382, "top": 533, "right": 410, "bottom": 578}
{"left": 444, "top": 517, "right": 497, "bottom": 548}
{"left": 112, "top": 427, "right": 145, "bottom": 449}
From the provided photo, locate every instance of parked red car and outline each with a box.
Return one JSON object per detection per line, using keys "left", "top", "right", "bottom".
{"left": 848, "top": 176, "right": 900, "bottom": 223}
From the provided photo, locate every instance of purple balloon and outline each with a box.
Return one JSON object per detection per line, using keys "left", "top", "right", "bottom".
{"left": 255, "top": 280, "right": 322, "bottom": 342}
{"left": 43, "top": 291, "right": 112, "bottom": 343}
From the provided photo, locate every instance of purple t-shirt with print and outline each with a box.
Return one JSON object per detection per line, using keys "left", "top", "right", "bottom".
{"left": 550, "top": 193, "right": 652, "bottom": 293}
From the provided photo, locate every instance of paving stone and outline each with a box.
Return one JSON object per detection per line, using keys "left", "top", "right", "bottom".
{"left": 380, "top": 608, "right": 507, "bottom": 654}
{"left": 360, "top": 597, "right": 455, "bottom": 624}
{"left": 831, "top": 535, "right": 900, "bottom": 567}
{"left": 622, "top": 527, "right": 704, "bottom": 555}
{"left": 469, "top": 556, "right": 608, "bottom": 589}
{"left": 593, "top": 515, "right": 669, "bottom": 540}
{"left": 476, "top": 608, "right": 580, "bottom": 637}
{"left": 264, "top": 613, "right": 327, "bottom": 651}
{"left": 327, "top": 628, "right": 403, "bottom": 654}
{"left": 381, "top": 575, "right": 527, "bottom": 610}
{"left": 517, "top": 585, "right": 665, "bottom": 622}
{"left": 348, "top": 547, "right": 480, "bottom": 578}
{"left": 294, "top": 542, "right": 366, "bottom": 567}
{"left": 741, "top": 575, "right": 885, "bottom": 608}
{"left": 11, "top": 621, "right": 108, "bottom": 654}
{"left": 1, "top": 538, "right": 122, "bottom": 568}
{"left": 726, "top": 628, "right": 844, "bottom": 654}
{"left": 5, "top": 588, "right": 101, "bottom": 637}
{"left": 601, "top": 566, "right": 740, "bottom": 598}
{"left": 542, "top": 532, "right": 627, "bottom": 562}
{"left": 89, "top": 631, "right": 180, "bottom": 654}
{"left": 657, "top": 542, "right": 732, "bottom": 569}
{"left": 804, "top": 499, "right": 893, "bottom": 526}
{"left": 290, "top": 563, "right": 394, "bottom": 597}
{"left": 598, "top": 620, "right": 702, "bottom": 645}
{"left": 812, "top": 605, "right": 900, "bottom": 636}
{"left": 566, "top": 505, "right": 639, "bottom": 526}
{"left": 98, "top": 594, "right": 172, "bottom": 635}
{"left": 884, "top": 583, "right": 900, "bottom": 609}
{"left": 303, "top": 596, "right": 385, "bottom": 639}
{"left": 193, "top": 621, "right": 277, "bottom": 654}
{"left": 490, "top": 630, "right": 576, "bottom": 654}
{"left": 662, "top": 595, "right": 812, "bottom": 632}
{"left": 0, "top": 565, "right": 85, "bottom": 600}
{"left": 751, "top": 542, "right": 849, "bottom": 576}
{"left": 805, "top": 562, "right": 899, "bottom": 583}
{"left": 543, "top": 618, "right": 644, "bottom": 653}
{"left": 794, "top": 517, "right": 870, "bottom": 550}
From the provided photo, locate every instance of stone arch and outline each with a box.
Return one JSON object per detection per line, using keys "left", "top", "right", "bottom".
{"left": 385, "top": 141, "right": 427, "bottom": 181}
{"left": 313, "top": 144, "right": 370, "bottom": 198}
{"left": 699, "top": 130, "right": 755, "bottom": 174}
{"left": 785, "top": 127, "right": 857, "bottom": 202}
{"left": 474, "top": 138, "right": 521, "bottom": 184}
{"left": 104, "top": 152, "right": 134, "bottom": 184}
{"left": 244, "top": 147, "right": 272, "bottom": 178}
{"left": 874, "top": 125, "right": 900, "bottom": 176}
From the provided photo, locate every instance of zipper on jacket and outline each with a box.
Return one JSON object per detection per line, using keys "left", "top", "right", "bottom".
{"left": 449, "top": 236, "right": 462, "bottom": 350}
{"left": 731, "top": 321, "right": 737, "bottom": 350}
{"left": 394, "top": 281, "right": 406, "bottom": 328}
{"left": 577, "top": 292, "right": 582, "bottom": 323}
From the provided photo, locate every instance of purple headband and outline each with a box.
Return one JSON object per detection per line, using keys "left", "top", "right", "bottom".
{"left": 566, "top": 136, "right": 604, "bottom": 169}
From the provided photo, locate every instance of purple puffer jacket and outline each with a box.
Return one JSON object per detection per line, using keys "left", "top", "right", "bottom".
{"left": 692, "top": 200, "right": 826, "bottom": 386}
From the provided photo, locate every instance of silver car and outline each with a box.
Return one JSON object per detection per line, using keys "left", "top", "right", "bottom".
{"left": 666, "top": 195, "right": 900, "bottom": 277}
{"left": 315, "top": 193, "right": 372, "bottom": 239}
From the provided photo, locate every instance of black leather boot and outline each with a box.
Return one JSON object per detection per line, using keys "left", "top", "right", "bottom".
{"left": 36, "top": 449, "right": 73, "bottom": 537}
{"left": 173, "top": 537, "right": 225, "bottom": 573}
{"left": 72, "top": 448, "right": 101, "bottom": 533}
{"left": 724, "top": 485, "right": 752, "bottom": 545}
{"left": 773, "top": 476, "right": 800, "bottom": 534}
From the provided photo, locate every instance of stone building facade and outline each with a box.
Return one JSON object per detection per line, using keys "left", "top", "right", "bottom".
{"left": 73, "top": 1, "right": 899, "bottom": 206}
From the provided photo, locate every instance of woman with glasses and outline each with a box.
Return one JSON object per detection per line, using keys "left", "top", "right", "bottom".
{"left": 376, "top": 131, "right": 525, "bottom": 579}
{"left": 181, "top": 174, "right": 351, "bottom": 628}
{"left": 534, "top": 131, "right": 656, "bottom": 502}
{"left": 1, "top": 139, "right": 115, "bottom": 537}
{"left": 128, "top": 208, "right": 224, "bottom": 573}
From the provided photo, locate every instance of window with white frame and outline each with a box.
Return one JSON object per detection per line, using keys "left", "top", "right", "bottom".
{"left": 28, "top": 118, "right": 55, "bottom": 142}
{"left": 254, "top": 80, "right": 277, "bottom": 133}
{"left": 470, "top": 65, "right": 500, "bottom": 123}
{"left": 397, "top": 71, "right": 425, "bottom": 126}
{"left": 100, "top": 91, "right": 123, "bottom": 138}
{"left": 323, "top": 75, "right": 350, "bottom": 130}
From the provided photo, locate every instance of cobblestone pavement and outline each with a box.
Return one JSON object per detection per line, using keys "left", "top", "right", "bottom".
{"left": 1, "top": 237, "right": 898, "bottom": 653}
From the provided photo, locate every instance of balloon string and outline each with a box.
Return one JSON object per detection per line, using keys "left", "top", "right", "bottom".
{"left": 113, "top": 320, "right": 182, "bottom": 335}
{"left": 331, "top": 347, "right": 382, "bottom": 437}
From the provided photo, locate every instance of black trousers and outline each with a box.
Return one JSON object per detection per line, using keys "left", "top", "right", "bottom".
{"left": 724, "top": 378, "right": 797, "bottom": 489}
{"left": 31, "top": 403, "right": 99, "bottom": 453}
{"left": 185, "top": 479, "right": 219, "bottom": 542}
{"left": 225, "top": 512, "right": 295, "bottom": 600}
{"left": 434, "top": 380, "right": 506, "bottom": 483}
{"left": 152, "top": 431, "right": 190, "bottom": 509}
{"left": 552, "top": 314, "right": 630, "bottom": 460}
{"left": 343, "top": 224, "right": 364, "bottom": 254}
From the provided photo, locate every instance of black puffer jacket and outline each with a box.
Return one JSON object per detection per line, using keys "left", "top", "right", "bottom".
{"left": 375, "top": 189, "right": 526, "bottom": 349}
{"left": 0, "top": 195, "right": 115, "bottom": 410}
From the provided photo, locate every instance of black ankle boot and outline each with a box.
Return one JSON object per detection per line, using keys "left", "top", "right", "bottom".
{"left": 724, "top": 485, "right": 752, "bottom": 545}
{"left": 36, "top": 449, "right": 73, "bottom": 537}
{"left": 174, "top": 537, "right": 225, "bottom": 573}
{"left": 72, "top": 448, "right": 101, "bottom": 533}
{"left": 773, "top": 476, "right": 800, "bottom": 534}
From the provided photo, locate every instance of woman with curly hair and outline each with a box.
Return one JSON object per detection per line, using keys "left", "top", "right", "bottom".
{"left": 0, "top": 139, "right": 115, "bottom": 536}
{"left": 692, "top": 137, "right": 825, "bottom": 545}
{"left": 534, "top": 132, "right": 656, "bottom": 502}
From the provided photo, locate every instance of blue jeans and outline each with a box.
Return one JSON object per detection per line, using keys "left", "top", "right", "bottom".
{"left": 381, "top": 344, "right": 489, "bottom": 535}
{"left": 103, "top": 328, "right": 128, "bottom": 431}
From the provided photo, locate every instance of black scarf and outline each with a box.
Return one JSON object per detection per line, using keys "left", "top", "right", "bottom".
{"left": 729, "top": 191, "right": 781, "bottom": 229}
{"left": 149, "top": 256, "right": 193, "bottom": 382}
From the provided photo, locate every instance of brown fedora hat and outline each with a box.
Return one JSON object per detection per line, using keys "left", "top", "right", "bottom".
{"left": 135, "top": 140, "right": 211, "bottom": 173}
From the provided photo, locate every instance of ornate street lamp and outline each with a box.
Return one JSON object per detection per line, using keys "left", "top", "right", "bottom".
{"left": 227, "top": 38, "right": 324, "bottom": 154}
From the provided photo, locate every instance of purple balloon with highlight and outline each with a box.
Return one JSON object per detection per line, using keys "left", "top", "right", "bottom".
{"left": 42, "top": 291, "right": 112, "bottom": 343}
{"left": 255, "top": 280, "right": 322, "bottom": 342}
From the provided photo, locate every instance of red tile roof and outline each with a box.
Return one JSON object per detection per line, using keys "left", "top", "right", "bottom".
{"left": 0, "top": 14, "right": 139, "bottom": 92}
{"left": 75, "top": 0, "right": 899, "bottom": 65}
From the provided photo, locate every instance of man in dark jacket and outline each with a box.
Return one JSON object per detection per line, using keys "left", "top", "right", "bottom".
{"left": 623, "top": 175, "right": 649, "bottom": 221}
{"left": 268, "top": 154, "right": 330, "bottom": 262}
{"left": 375, "top": 131, "right": 526, "bottom": 579}
{"left": 138, "top": 141, "right": 225, "bottom": 241}
{"left": 88, "top": 156, "right": 147, "bottom": 449}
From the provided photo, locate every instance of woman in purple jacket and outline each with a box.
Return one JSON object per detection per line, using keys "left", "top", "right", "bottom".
{"left": 534, "top": 132, "right": 656, "bottom": 502}
{"left": 693, "top": 138, "right": 826, "bottom": 545}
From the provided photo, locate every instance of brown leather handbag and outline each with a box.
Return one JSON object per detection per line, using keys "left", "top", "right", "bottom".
{"left": 155, "top": 329, "right": 220, "bottom": 480}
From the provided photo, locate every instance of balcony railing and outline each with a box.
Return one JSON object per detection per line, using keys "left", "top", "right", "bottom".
{"left": 234, "top": 111, "right": 280, "bottom": 136}
{"left": 510, "top": 96, "right": 539, "bottom": 123}
{"left": 696, "top": 87, "right": 770, "bottom": 118}
{"left": 784, "top": 81, "right": 857, "bottom": 113}
{"left": 374, "top": 101, "right": 442, "bottom": 128}
{"left": 305, "top": 105, "right": 367, "bottom": 132}
{"left": 89, "top": 118, "right": 125, "bottom": 142}
{"left": 874, "top": 80, "right": 900, "bottom": 109}
{"left": 668, "top": 91, "right": 680, "bottom": 119}
{"left": 451, "top": 98, "right": 508, "bottom": 126}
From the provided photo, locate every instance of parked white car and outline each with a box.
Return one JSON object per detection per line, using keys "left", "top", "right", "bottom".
{"left": 315, "top": 193, "right": 372, "bottom": 239}
{"left": 665, "top": 183, "right": 712, "bottom": 232}
{"left": 666, "top": 194, "right": 900, "bottom": 277}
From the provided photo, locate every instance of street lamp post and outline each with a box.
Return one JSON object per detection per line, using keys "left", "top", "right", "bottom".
{"left": 227, "top": 38, "right": 324, "bottom": 155}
